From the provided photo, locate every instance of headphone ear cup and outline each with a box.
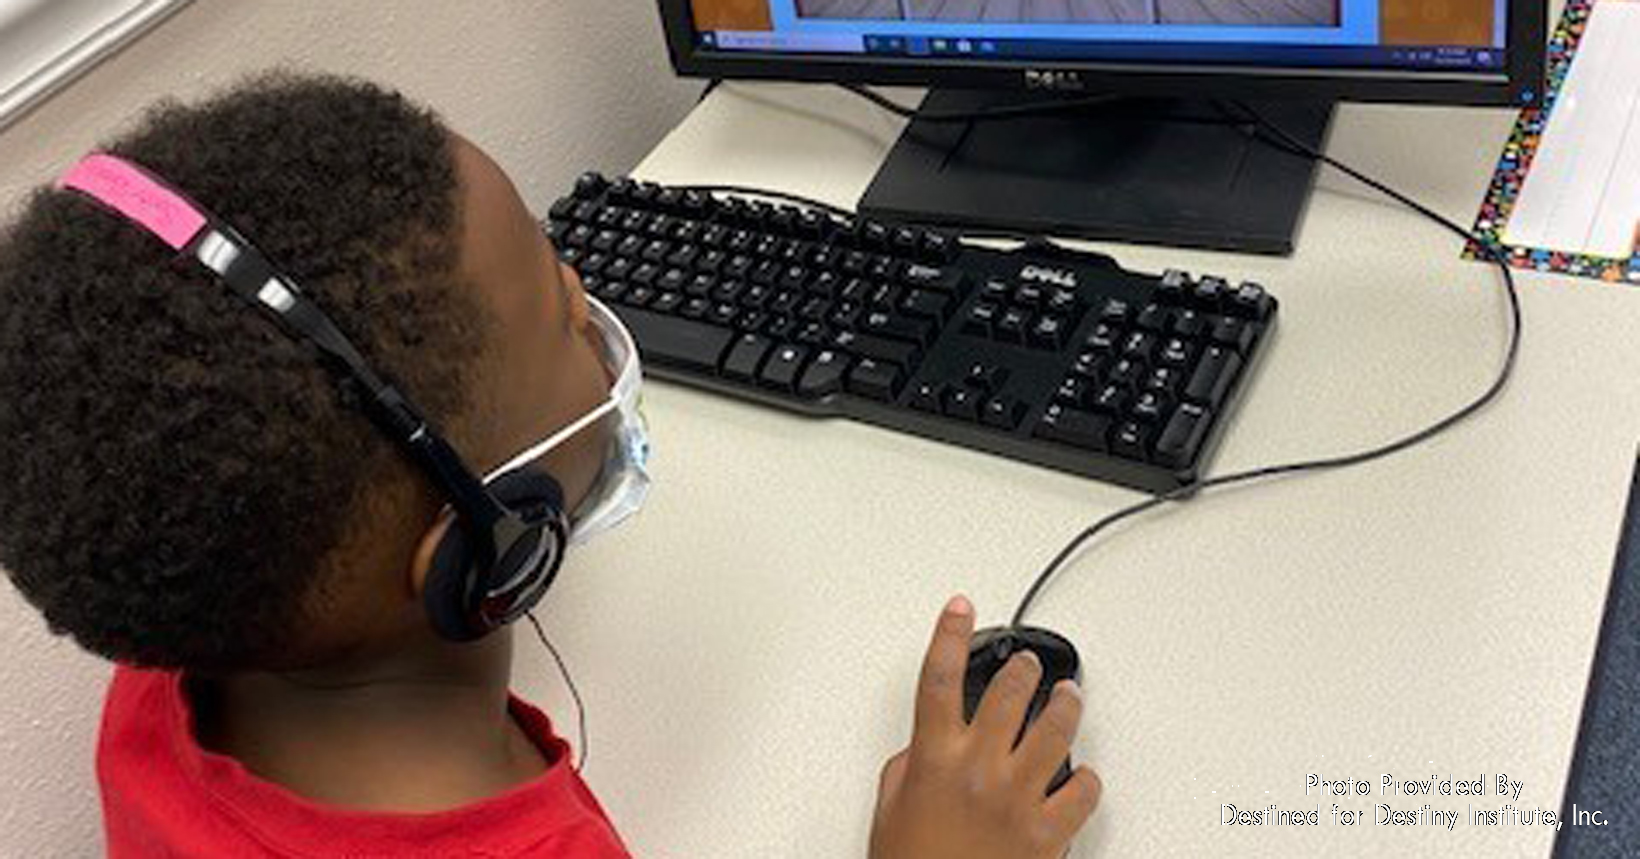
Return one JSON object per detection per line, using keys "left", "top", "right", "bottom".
{"left": 489, "top": 470, "right": 565, "bottom": 522}
{"left": 425, "top": 519, "right": 483, "bottom": 642}
{"left": 423, "top": 470, "right": 568, "bottom": 643}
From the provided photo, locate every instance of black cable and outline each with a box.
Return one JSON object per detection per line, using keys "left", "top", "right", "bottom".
{"left": 527, "top": 611, "right": 591, "bottom": 774}
{"left": 837, "top": 82, "right": 1121, "bottom": 123}
{"left": 700, "top": 78, "right": 722, "bottom": 103}
{"left": 1008, "top": 103, "right": 1522, "bottom": 628}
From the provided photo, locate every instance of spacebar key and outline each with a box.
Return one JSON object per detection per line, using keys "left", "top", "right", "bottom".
{"left": 617, "top": 307, "right": 734, "bottom": 372}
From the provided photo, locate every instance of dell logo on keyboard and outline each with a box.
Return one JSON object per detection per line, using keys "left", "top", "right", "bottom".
{"left": 1020, "top": 265, "right": 1078, "bottom": 288}
{"left": 1024, "top": 70, "right": 1086, "bottom": 92}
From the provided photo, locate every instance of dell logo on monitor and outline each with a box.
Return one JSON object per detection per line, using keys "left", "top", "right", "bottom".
{"left": 1024, "top": 70, "right": 1086, "bottom": 92}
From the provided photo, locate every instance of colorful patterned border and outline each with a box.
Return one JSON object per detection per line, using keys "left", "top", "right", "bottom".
{"left": 1464, "top": 0, "right": 1640, "bottom": 284}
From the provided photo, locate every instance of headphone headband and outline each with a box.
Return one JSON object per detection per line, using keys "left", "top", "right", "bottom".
{"left": 56, "top": 153, "right": 567, "bottom": 639}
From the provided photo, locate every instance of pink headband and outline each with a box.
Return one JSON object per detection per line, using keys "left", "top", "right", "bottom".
{"left": 56, "top": 154, "right": 207, "bottom": 251}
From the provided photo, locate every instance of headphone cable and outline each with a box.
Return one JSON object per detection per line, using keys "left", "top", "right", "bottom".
{"left": 527, "top": 611, "right": 591, "bottom": 775}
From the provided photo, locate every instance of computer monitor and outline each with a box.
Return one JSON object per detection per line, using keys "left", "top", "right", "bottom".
{"left": 656, "top": 1, "right": 1548, "bottom": 254}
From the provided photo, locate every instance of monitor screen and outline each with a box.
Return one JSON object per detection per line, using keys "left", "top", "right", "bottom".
{"left": 665, "top": 1, "right": 1544, "bottom": 104}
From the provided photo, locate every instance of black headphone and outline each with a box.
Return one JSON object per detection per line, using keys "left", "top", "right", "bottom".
{"left": 60, "top": 154, "right": 566, "bottom": 642}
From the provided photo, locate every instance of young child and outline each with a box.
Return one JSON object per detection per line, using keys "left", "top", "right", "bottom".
{"left": 0, "top": 73, "right": 1099, "bottom": 858}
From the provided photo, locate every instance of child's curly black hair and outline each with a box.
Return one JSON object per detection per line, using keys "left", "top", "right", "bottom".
{"left": 0, "top": 73, "right": 491, "bottom": 671}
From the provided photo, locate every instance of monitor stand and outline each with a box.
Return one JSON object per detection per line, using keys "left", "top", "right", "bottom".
{"left": 857, "top": 91, "right": 1335, "bottom": 256}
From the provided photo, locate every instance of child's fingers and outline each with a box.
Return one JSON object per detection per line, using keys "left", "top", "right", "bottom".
{"left": 970, "top": 650, "right": 1042, "bottom": 755}
{"left": 912, "top": 595, "right": 974, "bottom": 747}
{"left": 1015, "top": 680, "right": 1082, "bottom": 790}
{"left": 1041, "top": 766, "right": 1103, "bottom": 842}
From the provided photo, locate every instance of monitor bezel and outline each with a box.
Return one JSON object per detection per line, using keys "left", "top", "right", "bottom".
{"left": 657, "top": 0, "right": 1547, "bottom": 107}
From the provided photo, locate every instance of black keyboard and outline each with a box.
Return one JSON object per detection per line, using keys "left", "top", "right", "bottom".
{"left": 547, "top": 174, "right": 1278, "bottom": 493}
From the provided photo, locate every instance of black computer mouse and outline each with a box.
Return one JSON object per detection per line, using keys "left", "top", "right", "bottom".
{"left": 964, "top": 625, "right": 1082, "bottom": 795}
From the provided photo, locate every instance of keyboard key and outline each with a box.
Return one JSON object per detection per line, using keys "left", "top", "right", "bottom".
{"left": 981, "top": 279, "right": 1011, "bottom": 302}
{"left": 996, "top": 308, "right": 1032, "bottom": 343}
{"left": 1193, "top": 276, "right": 1228, "bottom": 309}
{"left": 810, "top": 271, "right": 841, "bottom": 297}
{"left": 1231, "top": 282, "right": 1274, "bottom": 320}
{"left": 1108, "top": 357, "right": 1145, "bottom": 387}
{"left": 782, "top": 318, "right": 819, "bottom": 344}
{"left": 1144, "top": 365, "right": 1183, "bottom": 394}
{"left": 798, "top": 350, "right": 852, "bottom": 399}
{"left": 760, "top": 344, "right": 810, "bottom": 391}
{"left": 780, "top": 266, "right": 811, "bottom": 291}
{"left": 1014, "top": 284, "right": 1045, "bottom": 308}
{"left": 944, "top": 387, "right": 981, "bottom": 421}
{"left": 903, "top": 264, "right": 965, "bottom": 293}
{"left": 1098, "top": 298, "right": 1131, "bottom": 324}
{"left": 617, "top": 235, "right": 646, "bottom": 258}
{"left": 1111, "top": 421, "right": 1152, "bottom": 460}
{"left": 862, "top": 311, "right": 932, "bottom": 345}
{"left": 1185, "top": 346, "right": 1243, "bottom": 409}
{"left": 1055, "top": 378, "right": 1090, "bottom": 408}
{"left": 769, "top": 289, "right": 801, "bottom": 314}
{"left": 650, "top": 292, "right": 683, "bottom": 315}
{"left": 1131, "top": 390, "right": 1170, "bottom": 423}
{"left": 847, "top": 358, "right": 903, "bottom": 401}
{"left": 1048, "top": 288, "right": 1078, "bottom": 315}
{"left": 1122, "top": 331, "right": 1156, "bottom": 361}
{"left": 1171, "top": 309, "right": 1206, "bottom": 338}
{"left": 828, "top": 300, "right": 862, "bottom": 330}
{"left": 751, "top": 260, "right": 783, "bottom": 286}
{"left": 963, "top": 302, "right": 1000, "bottom": 336}
{"left": 799, "top": 297, "right": 831, "bottom": 321}
{"left": 764, "top": 315, "right": 796, "bottom": 340}
{"left": 982, "top": 396, "right": 1025, "bottom": 430}
{"left": 722, "top": 333, "right": 772, "bottom": 381}
{"left": 910, "top": 381, "right": 945, "bottom": 412}
{"left": 1036, "top": 406, "right": 1111, "bottom": 452}
{"left": 1211, "top": 316, "right": 1256, "bottom": 353}
{"left": 642, "top": 240, "right": 672, "bottom": 263}
{"left": 1155, "top": 403, "right": 1213, "bottom": 469}
{"left": 685, "top": 273, "right": 717, "bottom": 297}
{"left": 1158, "top": 338, "right": 1194, "bottom": 367}
{"left": 922, "top": 231, "right": 957, "bottom": 261}
{"left": 1091, "top": 383, "right": 1129, "bottom": 415}
{"left": 618, "top": 307, "right": 733, "bottom": 372}
{"left": 1031, "top": 315, "right": 1067, "bottom": 350}
{"left": 1070, "top": 352, "right": 1104, "bottom": 379}
{"left": 1156, "top": 269, "right": 1191, "bottom": 304}
{"left": 1136, "top": 304, "right": 1168, "bottom": 332}
{"left": 709, "top": 302, "right": 741, "bottom": 327}
{"left": 901, "top": 289, "right": 953, "bottom": 320}
{"left": 631, "top": 263, "right": 661, "bottom": 287}
{"left": 1084, "top": 323, "right": 1120, "bottom": 353}
{"left": 624, "top": 285, "right": 656, "bottom": 308}
{"left": 867, "top": 282, "right": 902, "bottom": 309}
{"left": 658, "top": 268, "right": 689, "bottom": 293}
{"left": 964, "top": 363, "right": 1009, "bottom": 394}
{"left": 830, "top": 330, "right": 918, "bottom": 368}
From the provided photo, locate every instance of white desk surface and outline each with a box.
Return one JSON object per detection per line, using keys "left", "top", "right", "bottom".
{"left": 514, "top": 83, "right": 1640, "bottom": 858}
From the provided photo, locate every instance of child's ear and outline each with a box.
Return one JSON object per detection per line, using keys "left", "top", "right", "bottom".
{"left": 557, "top": 259, "right": 592, "bottom": 329}
{"left": 408, "top": 508, "right": 460, "bottom": 599}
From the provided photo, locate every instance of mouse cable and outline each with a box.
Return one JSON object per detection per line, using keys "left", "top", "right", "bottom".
{"left": 1008, "top": 101, "right": 1522, "bottom": 628}
{"left": 527, "top": 611, "right": 591, "bottom": 774}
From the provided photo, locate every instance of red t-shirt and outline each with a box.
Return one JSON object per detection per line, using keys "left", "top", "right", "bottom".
{"left": 97, "top": 667, "right": 630, "bottom": 858}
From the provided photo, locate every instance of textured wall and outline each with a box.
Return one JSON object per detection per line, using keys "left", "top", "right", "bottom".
{"left": 0, "top": 2, "right": 695, "bottom": 855}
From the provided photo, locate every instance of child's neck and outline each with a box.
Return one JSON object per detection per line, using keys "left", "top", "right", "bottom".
{"left": 192, "top": 628, "right": 549, "bottom": 813}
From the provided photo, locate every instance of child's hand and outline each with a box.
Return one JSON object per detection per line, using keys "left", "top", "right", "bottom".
{"left": 869, "top": 596, "right": 1101, "bottom": 859}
